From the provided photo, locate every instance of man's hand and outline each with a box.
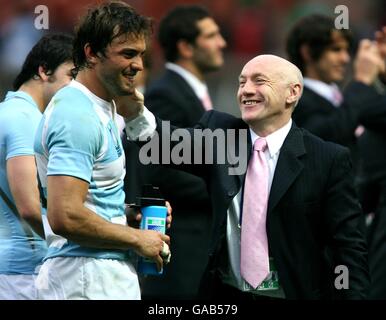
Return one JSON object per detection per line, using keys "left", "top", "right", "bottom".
{"left": 133, "top": 229, "right": 170, "bottom": 272}
{"left": 354, "top": 39, "right": 385, "bottom": 85}
{"left": 114, "top": 89, "right": 144, "bottom": 121}
{"left": 375, "top": 26, "right": 386, "bottom": 81}
{"left": 165, "top": 201, "right": 172, "bottom": 229}
{"left": 125, "top": 201, "right": 172, "bottom": 229}
{"left": 125, "top": 204, "right": 141, "bottom": 228}
{"left": 126, "top": 201, "right": 172, "bottom": 269}
{"left": 375, "top": 26, "right": 386, "bottom": 60}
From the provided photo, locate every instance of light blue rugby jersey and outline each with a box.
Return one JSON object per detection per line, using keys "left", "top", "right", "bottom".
{"left": 0, "top": 91, "right": 47, "bottom": 274}
{"left": 34, "top": 80, "right": 129, "bottom": 261}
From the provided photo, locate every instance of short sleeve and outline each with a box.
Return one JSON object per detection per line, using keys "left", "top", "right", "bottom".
{"left": 4, "top": 109, "right": 41, "bottom": 160}
{"left": 44, "top": 96, "right": 103, "bottom": 183}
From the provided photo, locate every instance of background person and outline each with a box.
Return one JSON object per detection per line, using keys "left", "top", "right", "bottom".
{"left": 0, "top": 33, "right": 73, "bottom": 300}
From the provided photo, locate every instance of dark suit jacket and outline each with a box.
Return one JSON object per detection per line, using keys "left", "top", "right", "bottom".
{"left": 145, "top": 69, "right": 206, "bottom": 126}
{"left": 154, "top": 110, "right": 369, "bottom": 299}
{"left": 359, "top": 94, "right": 386, "bottom": 132}
{"left": 357, "top": 130, "right": 386, "bottom": 213}
{"left": 293, "top": 87, "right": 355, "bottom": 145}
{"left": 138, "top": 69, "right": 213, "bottom": 299}
{"left": 293, "top": 82, "right": 385, "bottom": 170}
{"left": 357, "top": 129, "right": 386, "bottom": 299}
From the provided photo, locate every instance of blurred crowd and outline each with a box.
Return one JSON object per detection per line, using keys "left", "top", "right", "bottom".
{"left": 1, "top": 0, "right": 386, "bottom": 110}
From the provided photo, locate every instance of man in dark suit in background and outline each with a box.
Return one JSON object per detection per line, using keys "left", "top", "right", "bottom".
{"left": 358, "top": 129, "right": 386, "bottom": 300}
{"left": 286, "top": 14, "right": 384, "bottom": 171}
{"left": 124, "top": 54, "right": 369, "bottom": 299}
{"left": 357, "top": 26, "right": 386, "bottom": 300}
{"left": 137, "top": 5, "right": 227, "bottom": 299}
{"left": 287, "top": 16, "right": 386, "bottom": 298}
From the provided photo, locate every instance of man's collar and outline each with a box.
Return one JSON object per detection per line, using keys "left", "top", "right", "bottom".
{"left": 249, "top": 119, "right": 292, "bottom": 158}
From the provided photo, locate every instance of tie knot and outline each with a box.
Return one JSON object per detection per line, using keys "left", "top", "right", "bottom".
{"left": 254, "top": 138, "right": 267, "bottom": 152}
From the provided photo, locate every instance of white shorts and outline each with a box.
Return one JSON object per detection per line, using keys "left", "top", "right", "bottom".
{"left": 35, "top": 257, "right": 140, "bottom": 300}
{"left": 0, "top": 274, "right": 38, "bottom": 300}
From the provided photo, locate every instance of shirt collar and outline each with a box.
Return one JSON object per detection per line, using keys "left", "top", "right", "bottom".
{"left": 5, "top": 91, "right": 38, "bottom": 110}
{"left": 303, "top": 78, "right": 341, "bottom": 107}
{"left": 165, "top": 62, "right": 209, "bottom": 100}
{"left": 249, "top": 119, "right": 292, "bottom": 158}
{"left": 69, "top": 80, "right": 112, "bottom": 115}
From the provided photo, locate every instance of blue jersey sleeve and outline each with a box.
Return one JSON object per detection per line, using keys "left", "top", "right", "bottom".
{"left": 4, "top": 108, "right": 41, "bottom": 160}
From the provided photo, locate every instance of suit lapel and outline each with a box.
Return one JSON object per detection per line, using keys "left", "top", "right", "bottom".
{"left": 268, "top": 125, "right": 306, "bottom": 214}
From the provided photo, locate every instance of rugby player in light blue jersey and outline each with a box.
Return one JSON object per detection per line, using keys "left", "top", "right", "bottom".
{"left": 34, "top": 1, "right": 170, "bottom": 300}
{"left": 0, "top": 34, "right": 73, "bottom": 299}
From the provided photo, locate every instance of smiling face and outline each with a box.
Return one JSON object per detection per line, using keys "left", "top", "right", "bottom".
{"left": 309, "top": 31, "right": 350, "bottom": 83}
{"left": 238, "top": 55, "right": 302, "bottom": 135}
{"left": 94, "top": 33, "right": 146, "bottom": 100}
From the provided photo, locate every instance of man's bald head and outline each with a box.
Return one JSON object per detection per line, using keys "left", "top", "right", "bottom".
{"left": 238, "top": 54, "right": 304, "bottom": 135}
{"left": 246, "top": 55, "right": 303, "bottom": 99}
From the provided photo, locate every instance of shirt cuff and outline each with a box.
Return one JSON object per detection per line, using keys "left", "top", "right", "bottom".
{"left": 125, "top": 106, "right": 156, "bottom": 141}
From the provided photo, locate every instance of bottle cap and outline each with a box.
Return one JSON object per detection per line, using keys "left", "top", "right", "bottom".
{"left": 137, "top": 184, "right": 165, "bottom": 207}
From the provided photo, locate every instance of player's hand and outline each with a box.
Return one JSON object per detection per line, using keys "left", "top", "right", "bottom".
{"left": 114, "top": 89, "right": 144, "bottom": 121}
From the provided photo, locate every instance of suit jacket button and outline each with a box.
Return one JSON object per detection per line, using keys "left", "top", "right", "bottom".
{"left": 228, "top": 190, "right": 235, "bottom": 197}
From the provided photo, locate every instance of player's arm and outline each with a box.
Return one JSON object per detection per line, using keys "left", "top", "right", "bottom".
{"left": 7, "top": 155, "right": 45, "bottom": 238}
{"left": 47, "top": 175, "right": 169, "bottom": 270}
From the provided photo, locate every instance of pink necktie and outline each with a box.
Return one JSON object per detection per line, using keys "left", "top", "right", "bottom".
{"left": 332, "top": 87, "right": 343, "bottom": 106}
{"left": 201, "top": 91, "right": 213, "bottom": 111}
{"left": 240, "top": 138, "right": 270, "bottom": 288}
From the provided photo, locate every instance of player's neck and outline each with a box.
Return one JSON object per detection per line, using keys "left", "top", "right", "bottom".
{"left": 76, "top": 70, "right": 112, "bottom": 102}
{"left": 18, "top": 81, "right": 45, "bottom": 113}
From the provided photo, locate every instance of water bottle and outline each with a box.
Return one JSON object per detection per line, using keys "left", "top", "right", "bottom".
{"left": 137, "top": 185, "right": 167, "bottom": 276}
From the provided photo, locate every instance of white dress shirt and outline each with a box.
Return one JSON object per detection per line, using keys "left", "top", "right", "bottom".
{"left": 165, "top": 62, "right": 212, "bottom": 108}
{"left": 304, "top": 78, "right": 342, "bottom": 107}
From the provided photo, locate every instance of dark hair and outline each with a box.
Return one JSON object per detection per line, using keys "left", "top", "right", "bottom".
{"left": 13, "top": 33, "right": 73, "bottom": 90}
{"left": 72, "top": 1, "right": 152, "bottom": 74}
{"left": 286, "top": 14, "right": 353, "bottom": 73}
{"left": 158, "top": 5, "right": 210, "bottom": 62}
